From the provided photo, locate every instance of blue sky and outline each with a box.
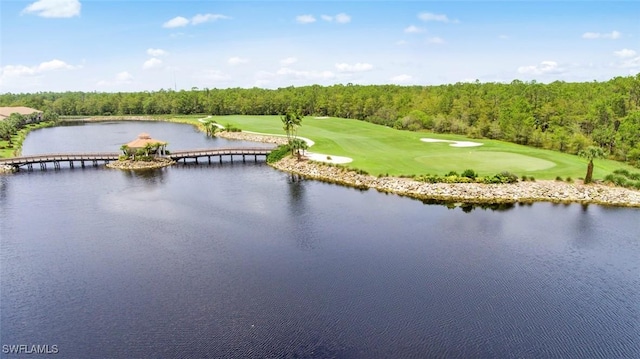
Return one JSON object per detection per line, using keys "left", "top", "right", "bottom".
{"left": 1, "top": 0, "right": 639, "bottom": 93}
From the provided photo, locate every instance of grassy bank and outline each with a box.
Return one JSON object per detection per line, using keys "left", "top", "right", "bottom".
{"left": 169, "top": 115, "right": 637, "bottom": 180}
{"left": 0, "top": 121, "right": 57, "bottom": 158}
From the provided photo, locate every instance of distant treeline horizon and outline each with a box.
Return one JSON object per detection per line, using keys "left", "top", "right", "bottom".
{"left": 2, "top": 75, "right": 639, "bottom": 166}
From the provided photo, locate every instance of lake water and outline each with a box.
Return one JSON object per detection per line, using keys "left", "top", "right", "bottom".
{"left": 1, "top": 121, "right": 639, "bottom": 358}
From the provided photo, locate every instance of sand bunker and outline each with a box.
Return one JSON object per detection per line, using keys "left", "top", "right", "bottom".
{"left": 305, "top": 152, "right": 353, "bottom": 164}
{"left": 420, "top": 138, "right": 483, "bottom": 147}
{"left": 238, "top": 131, "right": 353, "bottom": 165}
{"left": 314, "top": 116, "right": 330, "bottom": 119}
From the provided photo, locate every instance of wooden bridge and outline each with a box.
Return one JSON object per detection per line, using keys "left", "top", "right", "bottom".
{"left": 0, "top": 147, "right": 273, "bottom": 171}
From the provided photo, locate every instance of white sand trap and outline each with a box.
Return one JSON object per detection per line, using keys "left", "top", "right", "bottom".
{"left": 314, "top": 116, "right": 330, "bottom": 119}
{"left": 420, "top": 138, "right": 483, "bottom": 147}
{"left": 305, "top": 152, "right": 353, "bottom": 164}
{"left": 203, "top": 127, "right": 353, "bottom": 164}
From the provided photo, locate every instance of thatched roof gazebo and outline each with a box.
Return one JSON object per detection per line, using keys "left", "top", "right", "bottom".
{"left": 123, "top": 133, "right": 168, "bottom": 156}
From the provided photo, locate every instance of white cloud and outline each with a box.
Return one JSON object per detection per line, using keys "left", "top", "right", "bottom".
{"left": 39, "top": 59, "right": 76, "bottom": 72}
{"left": 404, "top": 25, "right": 425, "bottom": 34}
{"left": 191, "top": 13, "right": 230, "bottom": 25}
{"left": 296, "top": 15, "right": 316, "bottom": 24}
{"left": 517, "top": 61, "right": 564, "bottom": 75}
{"left": 582, "top": 31, "right": 621, "bottom": 39}
{"left": 335, "top": 13, "right": 351, "bottom": 24}
{"left": 202, "top": 70, "right": 230, "bottom": 82}
{"left": 97, "top": 71, "right": 133, "bottom": 87}
{"left": 391, "top": 74, "right": 412, "bottom": 83}
{"left": 116, "top": 71, "right": 133, "bottom": 82}
{"left": 163, "top": 16, "right": 189, "bottom": 28}
{"left": 614, "top": 49, "right": 637, "bottom": 58}
{"left": 427, "top": 37, "right": 445, "bottom": 44}
{"left": 418, "top": 12, "right": 458, "bottom": 23}
{"left": 228, "top": 57, "right": 249, "bottom": 65}
{"left": 143, "top": 58, "right": 163, "bottom": 70}
{"left": 147, "top": 48, "right": 168, "bottom": 57}
{"left": 22, "top": 0, "right": 80, "bottom": 18}
{"left": 163, "top": 14, "right": 229, "bottom": 28}
{"left": 335, "top": 63, "right": 374, "bottom": 72}
{"left": 277, "top": 67, "right": 335, "bottom": 80}
{"left": 1, "top": 59, "right": 77, "bottom": 77}
{"left": 280, "top": 57, "right": 298, "bottom": 66}
{"left": 617, "top": 56, "right": 640, "bottom": 69}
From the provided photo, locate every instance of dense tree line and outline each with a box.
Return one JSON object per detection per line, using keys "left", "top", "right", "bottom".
{"left": 1, "top": 75, "right": 640, "bottom": 166}
{"left": 0, "top": 111, "right": 58, "bottom": 145}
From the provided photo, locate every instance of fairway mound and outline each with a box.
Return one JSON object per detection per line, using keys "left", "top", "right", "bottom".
{"left": 421, "top": 138, "right": 483, "bottom": 147}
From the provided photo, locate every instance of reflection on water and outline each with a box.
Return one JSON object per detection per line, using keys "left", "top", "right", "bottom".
{"left": 420, "top": 198, "right": 519, "bottom": 213}
{"left": 121, "top": 167, "right": 167, "bottom": 185}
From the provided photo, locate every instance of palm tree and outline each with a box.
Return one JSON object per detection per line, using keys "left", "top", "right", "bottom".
{"left": 204, "top": 120, "right": 219, "bottom": 137}
{"left": 289, "top": 138, "right": 309, "bottom": 160}
{"left": 281, "top": 110, "right": 303, "bottom": 155}
{"left": 143, "top": 143, "right": 154, "bottom": 157}
{"left": 120, "top": 144, "right": 130, "bottom": 158}
{"left": 578, "top": 146, "right": 606, "bottom": 184}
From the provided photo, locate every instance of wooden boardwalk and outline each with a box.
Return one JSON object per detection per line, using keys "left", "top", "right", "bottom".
{"left": 0, "top": 147, "right": 273, "bottom": 171}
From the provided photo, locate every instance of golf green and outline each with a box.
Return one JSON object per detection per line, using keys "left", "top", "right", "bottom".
{"left": 415, "top": 151, "right": 556, "bottom": 174}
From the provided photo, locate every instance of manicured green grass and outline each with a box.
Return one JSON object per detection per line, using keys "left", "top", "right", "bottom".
{"left": 169, "top": 115, "right": 640, "bottom": 180}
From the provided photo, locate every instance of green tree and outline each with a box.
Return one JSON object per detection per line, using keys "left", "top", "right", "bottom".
{"left": 203, "top": 120, "right": 219, "bottom": 137}
{"left": 281, "top": 111, "right": 302, "bottom": 141}
{"left": 578, "top": 146, "right": 606, "bottom": 184}
{"left": 289, "top": 138, "right": 309, "bottom": 160}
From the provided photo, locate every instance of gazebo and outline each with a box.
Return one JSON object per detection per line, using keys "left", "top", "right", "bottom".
{"left": 123, "top": 133, "right": 168, "bottom": 156}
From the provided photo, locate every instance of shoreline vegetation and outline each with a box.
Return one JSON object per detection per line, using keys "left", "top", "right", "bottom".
{"left": 5, "top": 116, "right": 640, "bottom": 207}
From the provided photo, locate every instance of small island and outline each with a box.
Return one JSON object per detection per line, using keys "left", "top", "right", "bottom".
{"left": 106, "top": 132, "right": 175, "bottom": 170}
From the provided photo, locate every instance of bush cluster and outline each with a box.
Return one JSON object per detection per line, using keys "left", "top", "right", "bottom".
{"left": 604, "top": 169, "right": 640, "bottom": 189}
{"left": 266, "top": 144, "right": 290, "bottom": 163}
{"left": 414, "top": 170, "right": 519, "bottom": 184}
{"left": 224, "top": 123, "right": 242, "bottom": 132}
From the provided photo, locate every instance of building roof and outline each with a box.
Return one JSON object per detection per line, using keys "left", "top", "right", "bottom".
{"left": 0, "top": 107, "right": 43, "bottom": 120}
{"left": 126, "top": 133, "right": 167, "bottom": 148}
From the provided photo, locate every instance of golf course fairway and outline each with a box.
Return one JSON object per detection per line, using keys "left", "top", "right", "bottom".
{"left": 175, "top": 115, "right": 637, "bottom": 180}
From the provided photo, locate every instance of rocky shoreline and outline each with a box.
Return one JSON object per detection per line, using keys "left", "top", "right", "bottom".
{"left": 271, "top": 157, "right": 640, "bottom": 207}
{"left": 106, "top": 158, "right": 175, "bottom": 170}
{"left": 217, "top": 131, "right": 289, "bottom": 145}
{"left": 1, "top": 165, "right": 17, "bottom": 174}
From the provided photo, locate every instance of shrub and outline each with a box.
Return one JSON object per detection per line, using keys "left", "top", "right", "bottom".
{"left": 445, "top": 170, "right": 459, "bottom": 177}
{"left": 461, "top": 169, "right": 477, "bottom": 179}
{"left": 566, "top": 177, "right": 573, "bottom": 182}
{"left": 498, "top": 171, "right": 519, "bottom": 183}
{"left": 224, "top": 123, "right": 242, "bottom": 132}
{"left": 555, "top": 176, "right": 563, "bottom": 181}
{"left": 529, "top": 176, "right": 536, "bottom": 182}
{"left": 266, "top": 144, "right": 290, "bottom": 163}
